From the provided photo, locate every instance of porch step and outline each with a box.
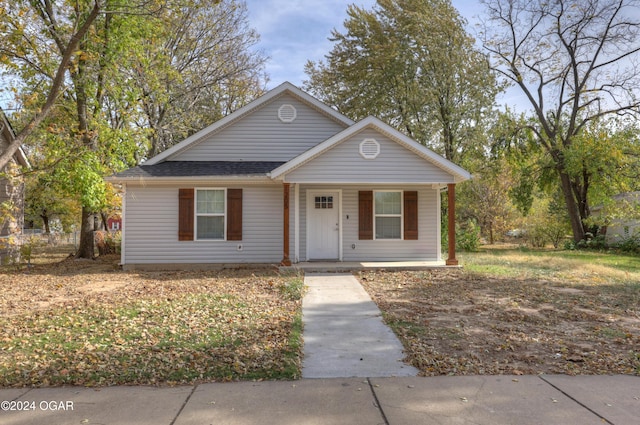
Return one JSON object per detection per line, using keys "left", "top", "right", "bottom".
{"left": 283, "top": 260, "right": 451, "bottom": 273}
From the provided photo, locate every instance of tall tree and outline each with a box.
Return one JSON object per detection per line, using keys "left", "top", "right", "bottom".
{"left": 480, "top": 0, "right": 640, "bottom": 242}
{"left": 24, "top": 0, "right": 152, "bottom": 257}
{"left": 304, "top": 0, "right": 499, "bottom": 164}
{"left": 0, "top": 0, "right": 103, "bottom": 170}
{"left": 459, "top": 157, "right": 518, "bottom": 244}
{"left": 2, "top": 0, "right": 267, "bottom": 258}
{"left": 132, "top": 0, "right": 267, "bottom": 157}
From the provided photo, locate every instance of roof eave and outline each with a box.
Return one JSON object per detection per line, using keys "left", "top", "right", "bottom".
{"left": 106, "top": 175, "right": 273, "bottom": 184}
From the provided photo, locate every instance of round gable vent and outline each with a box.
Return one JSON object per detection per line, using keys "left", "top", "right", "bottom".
{"left": 359, "top": 138, "right": 380, "bottom": 159}
{"left": 278, "top": 104, "right": 297, "bottom": 123}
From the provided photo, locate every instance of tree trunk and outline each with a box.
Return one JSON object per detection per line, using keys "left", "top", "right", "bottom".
{"left": 76, "top": 207, "right": 95, "bottom": 259}
{"left": 101, "top": 212, "right": 110, "bottom": 232}
{"left": 559, "top": 172, "right": 586, "bottom": 243}
{"left": 489, "top": 223, "right": 494, "bottom": 245}
{"left": 40, "top": 210, "right": 51, "bottom": 234}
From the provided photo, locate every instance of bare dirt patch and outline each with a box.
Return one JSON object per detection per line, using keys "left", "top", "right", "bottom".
{"left": 358, "top": 269, "right": 640, "bottom": 376}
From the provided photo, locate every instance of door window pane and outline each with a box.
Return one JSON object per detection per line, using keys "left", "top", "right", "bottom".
{"left": 315, "top": 195, "right": 334, "bottom": 209}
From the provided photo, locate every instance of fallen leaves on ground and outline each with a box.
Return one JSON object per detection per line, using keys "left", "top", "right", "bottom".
{"left": 0, "top": 254, "right": 303, "bottom": 387}
{"left": 358, "top": 268, "right": 640, "bottom": 376}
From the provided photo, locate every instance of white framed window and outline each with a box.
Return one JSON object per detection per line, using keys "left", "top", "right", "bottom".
{"left": 196, "top": 188, "right": 226, "bottom": 240}
{"left": 374, "top": 191, "right": 402, "bottom": 239}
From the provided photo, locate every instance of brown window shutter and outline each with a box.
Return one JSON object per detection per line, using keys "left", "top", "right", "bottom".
{"left": 178, "top": 188, "right": 194, "bottom": 241}
{"left": 359, "top": 191, "right": 373, "bottom": 240}
{"left": 404, "top": 191, "right": 418, "bottom": 240}
{"left": 227, "top": 188, "right": 243, "bottom": 241}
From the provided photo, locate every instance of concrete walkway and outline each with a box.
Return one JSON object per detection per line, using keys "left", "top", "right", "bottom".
{"left": 1, "top": 375, "right": 638, "bottom": 424}
{"left": 301, "top": 272, "right": 419, "bottom": 378}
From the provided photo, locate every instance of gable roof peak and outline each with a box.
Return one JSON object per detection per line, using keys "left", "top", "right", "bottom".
{"left": 143, "top": 82, "right": 354, "bottom": 165}
{"left": 270, "top": 115, "right": 471, "bottom": 183}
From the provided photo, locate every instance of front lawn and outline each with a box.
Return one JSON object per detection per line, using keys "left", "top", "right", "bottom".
{"left": 3, "top": 245, "right": 638, "bottom": 386}
{"left": 0, "top": 254, "right": 303, "bottom": 387}
{"left": 359, "top": 248, "right": 640, "bottom": 376}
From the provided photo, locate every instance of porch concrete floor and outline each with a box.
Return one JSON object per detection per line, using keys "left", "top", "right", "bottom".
{"left": 282, "top": 260, "right": 453, "bottom": 273}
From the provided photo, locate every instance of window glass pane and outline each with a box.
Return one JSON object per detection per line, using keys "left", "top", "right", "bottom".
{"left": 197, "top": 216, "right": 224, "bottom": 239}
{"left": 314, "top": 195, "right": 334, "bottom": 209}
{"left": 375, "top": 192, "right": 401, "bottom": 215}
{"left": 197, "top": 190, "right": 224, "bottom": 214}
{"left": 376, "top": 217, "right": 401, "bottom": 239}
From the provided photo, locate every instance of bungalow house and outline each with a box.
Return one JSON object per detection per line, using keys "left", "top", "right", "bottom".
{"left": 1, "top": 109, "right": 29, "bottom": 262}
{"left": 108, "top": 82, "right": 470, "bottom": 270}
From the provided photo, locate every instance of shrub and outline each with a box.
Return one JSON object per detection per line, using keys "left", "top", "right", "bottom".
{"left": 0, "top": 236, "right": 20, "bottom": 266}
{"left": 614, "top": 234, "right": 640, "bottom": 254}
{"left": 456, "top": 220, "right": 481, "bottom": 252}
{"left": 525, "top": 225, "right": 547, "bottom": 248}
{"left": 575, "top": 234, "right": 609, "bottom": 252}
{"left": 95, "top": 231, "right": 122, "bottom": 256}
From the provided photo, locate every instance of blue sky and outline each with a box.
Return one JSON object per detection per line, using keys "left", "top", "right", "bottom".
{"left": 243, "top": 0, "right": 525, "bottom": 109}
{"left": 245, "top": 0, "right": 486, "bottom": 88}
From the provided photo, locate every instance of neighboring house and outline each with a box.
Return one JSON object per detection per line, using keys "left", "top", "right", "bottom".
{"left": 108, "top": 82, "right": 471, "bottom": 270}
{"left": 107, "top": 215, "right": 122, "bottom": 231}
{"left": 0, "top": 108, "right": 29, "bottom": 237}
{"left": 592, "top": 191, "right": 640, "bottom": 245}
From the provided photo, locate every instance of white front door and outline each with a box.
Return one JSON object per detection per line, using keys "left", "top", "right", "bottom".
{"left": 307, "top": 190, "right": 340, "bottom": 260}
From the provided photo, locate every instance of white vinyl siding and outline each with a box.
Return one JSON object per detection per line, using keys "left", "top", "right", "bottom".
{"left": 170, "top": 94, "right": 348, "bottom": 162}
{"left": 123, "top": 183, "right": 283, "bottom": 265}
{"left": 285, "top": 129, "right": 454, "bottom": 183}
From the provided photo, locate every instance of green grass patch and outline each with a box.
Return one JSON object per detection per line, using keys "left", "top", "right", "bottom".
{"left": 384, "top": 315, "right": 428, "bottom": 338}
{"left": 279, "top": 276, "right": 306, "bottom": 301}
{"left": 461, "top": 248, "right": 640, "bottom": 284}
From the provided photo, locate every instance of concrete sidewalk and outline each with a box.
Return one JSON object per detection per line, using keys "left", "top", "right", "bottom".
{"left": 301, "top": 272, "right": 419, "bottom": 378}
{"left": 1, "top": 375, "right": 638, "bottom": 424}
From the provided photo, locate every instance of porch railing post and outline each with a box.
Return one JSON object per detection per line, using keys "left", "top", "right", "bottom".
{"left": 446, "top": 183, "right": 459, "bottom": 266}
{"left": 281, "top": 182, "right": 292, "bottom": 266}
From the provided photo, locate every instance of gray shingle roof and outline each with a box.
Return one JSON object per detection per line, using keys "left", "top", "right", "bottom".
{"left": 113, "top": 161, "right": 286, "bottom": 178}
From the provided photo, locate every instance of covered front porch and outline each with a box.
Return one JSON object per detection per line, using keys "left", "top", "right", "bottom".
{"left": 269, "top": 116, "right": 470, "bottom": 268}
{"left": 278, "top": 182, "right": 462, "bottom": 267}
